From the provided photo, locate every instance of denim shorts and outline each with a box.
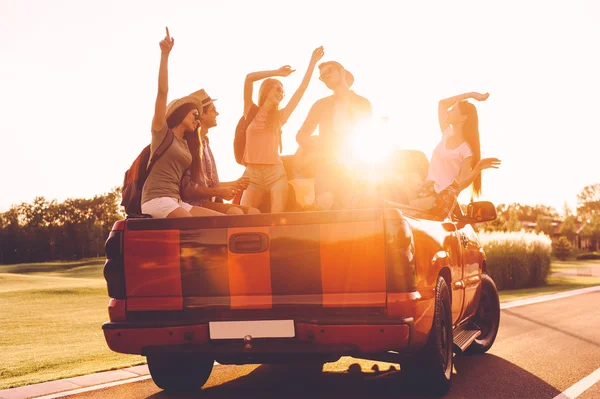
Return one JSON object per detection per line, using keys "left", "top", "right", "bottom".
{"left": 243, "top": 164, "right": 288, "bottom": 193}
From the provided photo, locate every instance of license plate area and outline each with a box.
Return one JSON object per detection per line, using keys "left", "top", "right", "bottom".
{"left": 209, "top": 320, "right": 295, "bottom": 339}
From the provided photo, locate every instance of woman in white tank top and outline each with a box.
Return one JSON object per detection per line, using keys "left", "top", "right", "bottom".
{"left": 407, "top": 91, "right": 501, "bottom": 215}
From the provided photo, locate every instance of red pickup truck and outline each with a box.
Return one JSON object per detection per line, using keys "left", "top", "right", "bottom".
{"left": 102, "top": 150, "right": 501, "bottom": 396}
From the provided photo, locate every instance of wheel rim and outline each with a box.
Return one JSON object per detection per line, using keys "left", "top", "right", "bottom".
{"left": 438, "top": 301, "right": 451, "bottom": 371}
{"left": 475, "top": 290, "right": 495, "bottom": 339}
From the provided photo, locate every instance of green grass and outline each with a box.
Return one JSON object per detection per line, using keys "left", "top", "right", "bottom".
{"left": 498, "top": 259, "right": 600, "bottom": 302}
{"left": 0, "top": 259, "right": 145, "bottom": 390}
{"left": 1, "top": 257, "right": 599, "bottom": 390}
{"left": 550, "top": 258, "right": 600, "bottom": 270}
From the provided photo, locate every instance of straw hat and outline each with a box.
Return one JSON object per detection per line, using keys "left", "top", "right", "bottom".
{"left": 191, "top": 88, "right": 217, "bottom": 110}
{"left": 165, "top": 89, "right": 212, "bottom": 120}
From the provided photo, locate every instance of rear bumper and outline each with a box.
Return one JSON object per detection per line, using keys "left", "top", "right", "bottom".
{"left": 103, "top": 318, "right": 414, "bottom": 356}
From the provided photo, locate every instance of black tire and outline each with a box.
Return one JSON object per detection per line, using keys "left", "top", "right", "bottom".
{"left": 147, "top": 353, "right": 214, "bottom": 393}
{"left": 466, "top": 274, "right": 501, "bottom": 354}
{"left": 401, "top": 275, "right": 453, "bottom": 396}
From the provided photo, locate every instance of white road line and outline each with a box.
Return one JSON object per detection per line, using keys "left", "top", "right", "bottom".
{"left": 500, "top": 285, "right": 600, "bottom": 310}
{"left": 552, "top": 367, "right": 600, "bottom": 399}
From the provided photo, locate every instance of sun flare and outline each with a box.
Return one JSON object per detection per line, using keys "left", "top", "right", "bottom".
{"left": 347, "top": 118, "right": 396, "bottom": 165}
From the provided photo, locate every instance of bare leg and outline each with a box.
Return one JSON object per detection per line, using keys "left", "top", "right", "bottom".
{"left": 246, "top": 207, "right": 261, "bottom": 214}
{"left": 315, "top": 192, "right": 335, "bottom": 211}
{"left": 189, "top": 206, "right": 225, "bottom": 216}
{"left": 203, "top": 200, "right": 261, "bottom": 215}
{"left": 241, "top": 188, "right": 265, "bottom": 209}
{"left": 166, "top": 207, "right": 193, "bottom": 218}
{"left": 270, "top": 187, "right": 289, "bottom": 213}
{"left": 225, "top": 207, "right": 244, "bottom": 215}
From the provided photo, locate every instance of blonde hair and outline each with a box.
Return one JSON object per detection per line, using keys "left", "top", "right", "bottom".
{"left": 257, "top": 78, "right": 283, "bottom": 152}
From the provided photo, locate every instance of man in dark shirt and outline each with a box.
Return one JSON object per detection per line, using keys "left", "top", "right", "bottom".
{"left": 296, "top": 61, "right": 372, "bottom": 210}
{"left": 182, "top": 90, "right": 260, "bottom": 215}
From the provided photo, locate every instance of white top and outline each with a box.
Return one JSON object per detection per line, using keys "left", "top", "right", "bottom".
{"left": 426, "top": 126, "right": 474, "bottom": 193}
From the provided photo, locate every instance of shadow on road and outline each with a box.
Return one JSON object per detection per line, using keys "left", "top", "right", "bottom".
{"left": 144, "top": 353, "right": 561, "bottom": 399}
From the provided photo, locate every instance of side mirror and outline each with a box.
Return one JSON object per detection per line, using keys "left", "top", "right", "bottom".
{"left": 464, "top": 201, "right": 497, "bottom": 224}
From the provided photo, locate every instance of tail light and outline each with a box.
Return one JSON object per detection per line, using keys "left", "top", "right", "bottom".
{"left": 104, "top": 222, "right": 126, "bottom": 299}
{"left": 384, "top": 219, "right": 417, "bottom": 292}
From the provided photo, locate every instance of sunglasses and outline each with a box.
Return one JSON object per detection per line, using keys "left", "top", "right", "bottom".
{"left": 319, "top": 67, "right": 338, "bottom": 81}
{"left": 193, "top": 112, "right": 201, "bottom": 121}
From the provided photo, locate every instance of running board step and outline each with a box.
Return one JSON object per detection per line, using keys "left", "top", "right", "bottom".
{"left": 453, "top": 323, "right": 481, "bottom": 353}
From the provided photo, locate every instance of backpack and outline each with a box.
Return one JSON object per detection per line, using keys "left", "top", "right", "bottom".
{"left": 120, "top": 130, "right": 175, "bottom": 217}
{"left": 233, "top": 104, "right": 282, "bottom": 165}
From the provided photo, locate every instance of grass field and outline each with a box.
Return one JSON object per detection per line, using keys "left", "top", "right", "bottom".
{"left": 0, "top": 259, "right": 145, "bottom": 389}
{"left": 498, "top": 259, "right": 600, "bottom": 302}
{"left": 1, "top": 257, "right": 599, "bottom": 389}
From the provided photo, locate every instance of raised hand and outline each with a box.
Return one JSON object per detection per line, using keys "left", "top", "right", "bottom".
{"left": 276, "top": 65, "right": 296, "bottom": 77}
{"left": 472, "top": 92, "right": 490, "bottom": 102}
{"left": 159, "top": 27, "right": 174, "bottom": 55}
{"left": 310, "top": 46, "right": 325, "bottom": 65}
{"left": 477, "top": 157, "right": 501, "bottom": 171}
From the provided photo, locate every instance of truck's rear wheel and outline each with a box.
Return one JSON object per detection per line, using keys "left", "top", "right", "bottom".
{"left": 147, "top": 353, "right": 214, "bottom": 393}
{"left": 466, "top": 274, "right": 500, "bottom": 354}
{"left": 401, "top": 275, "right": 453, "bottom": 396}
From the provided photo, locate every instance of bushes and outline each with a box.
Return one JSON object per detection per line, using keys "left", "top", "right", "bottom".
{"left": 553, "top": 236, "right": 572, "bottom": 261}
{"left": 478, "top": 230, "right": 552, "bottom": 290}
{"left": 576, "top": 252, "right": 600, "bottom": 260}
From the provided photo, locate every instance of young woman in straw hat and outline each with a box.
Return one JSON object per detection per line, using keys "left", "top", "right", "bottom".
{"left": 239, "top": 46, "right": 325, "bottom": 213}
{"left": 140, "top": 28, "right": 224, "bottom": 219}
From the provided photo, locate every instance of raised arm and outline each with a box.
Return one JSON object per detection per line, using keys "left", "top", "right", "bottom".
{"left": 296, "top": 100, "right": 322, "bottom": 148}
{"left": 438, "top": 91, "right": 489, "bottom": 133}
{"left": 456, "top": 156, "right": 501, "bottom": 192}
{"left": 151, "top": 27, "right": 174, "bottom": 132}
{"left": 243, "top": 66, "right": 295, "bottom": 118}
{"left": 280, "top": 46, "right": 324, "bottom": 124}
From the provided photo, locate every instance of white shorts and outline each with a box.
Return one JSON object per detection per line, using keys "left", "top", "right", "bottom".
{"left": 141, "top": 197, "right": 193, "bottom": 218}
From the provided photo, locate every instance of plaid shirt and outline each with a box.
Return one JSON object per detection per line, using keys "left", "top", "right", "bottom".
{"left": 181, "top": 135, "right": 221, "bottom": 206}
{"left": 417, "top": 180, "right": 459, "bottom": 218}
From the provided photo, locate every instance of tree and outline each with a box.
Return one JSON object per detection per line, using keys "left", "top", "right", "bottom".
{"left": 0, "top": 188, "right": 125, "bottom": 264}
{"left": 553, "top": 236, "right": 572, "bottom": 261}
{"left": 560, "top": 215, "right": 578, "bottom": 243}
{"left": 535, "top": 214, "right": 554, "bottom": 236}
{"left": 581, "top": 213, "right": 600, "bottom": 251}
{"left": 577, "top": 183, "right": 600, "bottom": 218}
{"left": 481, "top": 211, "right": 507, "bottom": 232}
{"left": 506, "top": 208, "right": 521, "bottom": 232}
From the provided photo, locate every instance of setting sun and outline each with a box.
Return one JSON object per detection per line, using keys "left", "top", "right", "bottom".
{"left": 347, "top": 118, "right": 396, "bottom": 166}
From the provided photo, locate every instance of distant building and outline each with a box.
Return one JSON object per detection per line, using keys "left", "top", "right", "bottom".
{"left": 522, "top": 218, "right": 597, "bottom": 251}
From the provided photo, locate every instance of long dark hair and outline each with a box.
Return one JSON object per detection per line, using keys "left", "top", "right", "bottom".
{"left": 183, "top": 130, "right": 203, "bottom": 183}
{"left": 458, "top": 101, "right": 482, "bottom": 197}
{"left": 257, "top": 78, "right": 283, "bottom": 152}
{"left": 183, "top": 101, "right": 215, "bottom": 184}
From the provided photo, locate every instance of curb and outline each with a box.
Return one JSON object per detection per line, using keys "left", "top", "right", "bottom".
{"left": 500, "top": 285, "right": 600, "bottom": 309}
{"left": 0, "top": 365, "right": 150, "bottom": 399}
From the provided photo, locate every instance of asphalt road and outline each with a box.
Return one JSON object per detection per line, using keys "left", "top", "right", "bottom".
{"left": 67, "top": 292, "right": 600, "bottom": 399}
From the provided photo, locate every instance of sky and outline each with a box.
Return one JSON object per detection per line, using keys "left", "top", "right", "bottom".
{"left": 1, "top": 0, "right": 599, "bottom": 214}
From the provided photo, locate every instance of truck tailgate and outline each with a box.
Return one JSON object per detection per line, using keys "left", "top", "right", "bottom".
{"left": 121, "top": 210, "right": 387, "bottom": 317}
